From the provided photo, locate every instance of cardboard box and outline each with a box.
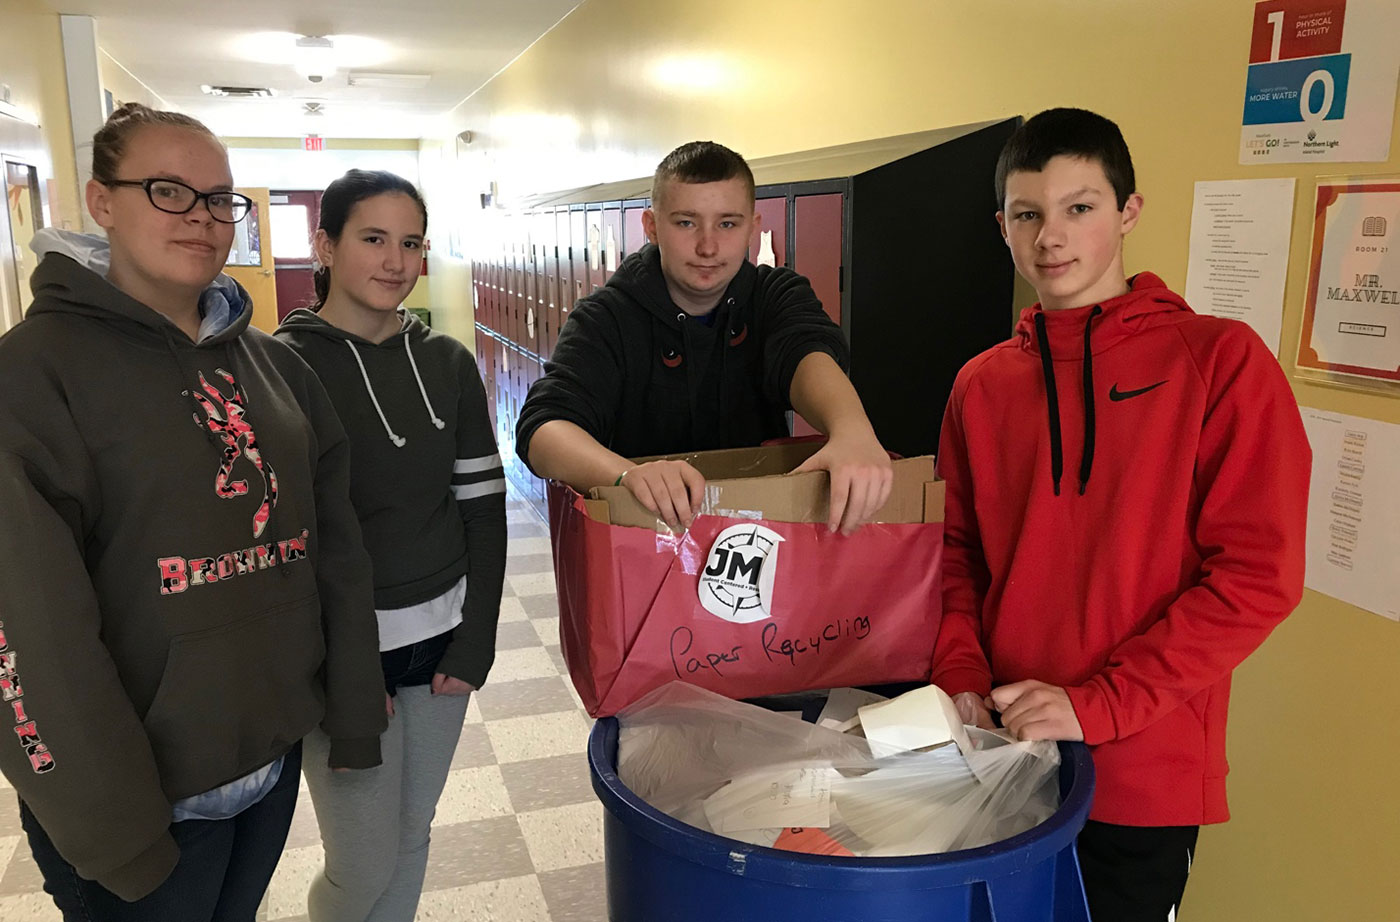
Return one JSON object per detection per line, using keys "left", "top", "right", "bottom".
{"left": 549, "top": 444, "right": 945, "bottom": 716}
{"left": 586, "top": 443, "right": 943, "bottom": 529}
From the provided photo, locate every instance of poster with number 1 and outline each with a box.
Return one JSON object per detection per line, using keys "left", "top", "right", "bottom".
{"left": 1240, "top": 0, "right": 1400, "bottom": 164}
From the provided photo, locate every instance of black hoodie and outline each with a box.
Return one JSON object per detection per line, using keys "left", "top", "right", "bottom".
{"left": 0, "top": 248, "right": 386, "bottom": 900}
{"left": 275, "top": 309, "right": 506, "bottom": 688}
{"left": 516, "top": 244, "right": 850, "bottom": 466}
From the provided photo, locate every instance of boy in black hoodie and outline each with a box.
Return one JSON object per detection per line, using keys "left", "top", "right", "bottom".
{"left": 518, "top": 141, "right": 892, "bottom": 534}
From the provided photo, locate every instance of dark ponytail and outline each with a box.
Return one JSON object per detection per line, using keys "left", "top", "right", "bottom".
{"left": 313, "top": 169, "right": 428, "bottom": 309}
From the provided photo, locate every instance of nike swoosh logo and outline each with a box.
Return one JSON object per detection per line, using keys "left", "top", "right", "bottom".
{"left": 1109, "top": 380, "right": 1167, "bottom": 401}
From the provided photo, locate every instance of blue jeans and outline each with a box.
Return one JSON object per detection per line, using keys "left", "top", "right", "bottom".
{"left": 380, "top": 628, "right": 453, "bottom": 695}
{"left": 20, "top": 743, "right": 302, "bottom": 922}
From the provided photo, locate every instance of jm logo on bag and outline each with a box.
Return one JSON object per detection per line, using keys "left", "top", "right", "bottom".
{"left": 699, "top": 524, "right": 784, "bottom": 624}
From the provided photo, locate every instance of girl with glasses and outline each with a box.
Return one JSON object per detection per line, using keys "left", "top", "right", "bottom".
{"left": 275, "top": 169, "right": 506, "bottom": 922}
{"left": 0, "top": 103, "right": 387, "bottom": 921}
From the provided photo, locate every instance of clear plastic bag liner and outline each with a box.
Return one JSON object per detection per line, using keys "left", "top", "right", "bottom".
{"left": 616, "top": 682, "right": 1060, "bottom": 858}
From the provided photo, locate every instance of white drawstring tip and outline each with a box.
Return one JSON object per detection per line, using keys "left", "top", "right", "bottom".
{"left": 391, "top": 435, "right": 407, "bottom": 447}
{"left": 432, "top": 418, "right": 446, "bottom": 429}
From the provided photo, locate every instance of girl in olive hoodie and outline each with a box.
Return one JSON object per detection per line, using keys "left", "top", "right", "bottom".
{"left": 0, "top": 105, "right": 385, "bottom": 921}
{"left": 276, "top": 170, "right": 506, "bottom": 922}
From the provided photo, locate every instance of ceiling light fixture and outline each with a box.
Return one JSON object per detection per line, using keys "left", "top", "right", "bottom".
{"left": 346, "top": 71, "right": 431, "bottom": 89}
{"left": 294, "top": 35, "right": 335, "bottom": 83}
{"left": 201, "top": 85, "right": 276, "bottom": 98}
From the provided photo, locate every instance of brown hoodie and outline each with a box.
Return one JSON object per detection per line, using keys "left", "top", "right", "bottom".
{"left": 0, "top": 243, "right": 386, "bottom": 899}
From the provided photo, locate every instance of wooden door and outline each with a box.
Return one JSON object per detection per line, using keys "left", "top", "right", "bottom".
{"left": 223, "top": 187, "right": 279, "bottom": 332}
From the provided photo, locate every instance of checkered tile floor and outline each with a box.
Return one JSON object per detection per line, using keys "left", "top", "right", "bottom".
{"left": 0, "top": 492, "right": 606, "bottom": 921}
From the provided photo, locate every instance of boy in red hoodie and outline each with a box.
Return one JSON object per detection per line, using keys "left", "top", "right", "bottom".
{"left": 930, "top": 108, "right": 1310, "bottom": 921}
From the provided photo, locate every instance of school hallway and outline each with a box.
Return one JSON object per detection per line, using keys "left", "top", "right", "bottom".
{"left": 0, "top": 489, "right": 607, "bottom": 921}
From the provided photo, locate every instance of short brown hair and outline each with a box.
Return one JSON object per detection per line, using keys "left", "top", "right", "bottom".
{"left": 91, "top": 102, "right": 222, "bottom": 183}
{"left": 651, "top": 141, "right": 755, "bottom": 207}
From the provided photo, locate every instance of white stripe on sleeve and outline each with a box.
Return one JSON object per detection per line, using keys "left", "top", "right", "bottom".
{"left": 453, "top": 478, "right": 507, "bottom": 500}
{"left": 454, "top": 454, "right": 504, "bottom": 474}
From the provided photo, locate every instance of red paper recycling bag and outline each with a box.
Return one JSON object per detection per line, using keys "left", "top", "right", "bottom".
{"left": 548, "top": 482, "right": 943, "bottom": 717}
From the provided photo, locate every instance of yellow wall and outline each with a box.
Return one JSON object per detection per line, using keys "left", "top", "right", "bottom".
{"left": 97, "top": 48, "right": 165, "bottom": 111}
{"left": 425, "top": 1, "right": 1400, "bottom": 918}
{"left": 403, "top": 273, "right": 431, "bottom": 311}
{"left": 0, "top": 0, "right": 81, "bottom": 231}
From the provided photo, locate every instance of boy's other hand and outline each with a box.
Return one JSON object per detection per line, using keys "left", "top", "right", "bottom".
{"left": 952, "top": 691, "right": 996, "bottom": 730}
{"left": 989, "top": 680, "right": 1084, "bottom": 742}
{"left": 621, "top": 460, "right": 706, "bottom": 532}
{"left": 792, "top": 431, "right": 894, "bottom": 535}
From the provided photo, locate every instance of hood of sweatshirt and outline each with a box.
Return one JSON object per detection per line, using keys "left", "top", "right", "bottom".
{"left": 29, "top": 228, "right": 251, "bottom": 344}
{"left": 605, "top": 243, "right": 757, "bottom": 331}
{"left": 276, "top": 307, "right": 446, "bottom": 446}
{"left": 1012, "top": 271, "right": 1192, "bottom": 358}
{"left": 1009, "top": 272, "right": 1193, "bottom": 497}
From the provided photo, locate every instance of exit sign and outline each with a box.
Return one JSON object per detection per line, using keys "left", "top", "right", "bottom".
{"left": 303, "top": 135, "right": 324, "bottom": 152}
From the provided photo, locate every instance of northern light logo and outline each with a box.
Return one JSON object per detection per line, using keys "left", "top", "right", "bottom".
{"left": 699, "top": 524, "right": 784, "bottom": 624}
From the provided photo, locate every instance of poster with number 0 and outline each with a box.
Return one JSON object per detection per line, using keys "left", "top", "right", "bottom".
{"left": 1240, "top": 0, "right": 1400, "bottom": 164}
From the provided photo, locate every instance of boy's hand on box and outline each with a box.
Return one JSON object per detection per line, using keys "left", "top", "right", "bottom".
{"left": 793, "top": 431, "right": 894, "bottom": 536}
{"left": 953, "top": 691, "right": 997, "bottom": 730}
{"left": 621, "top": 460, "right": 706, "bottom": 532}
{"left": 990, "top": 680, "right": 1084, "bottom": 742}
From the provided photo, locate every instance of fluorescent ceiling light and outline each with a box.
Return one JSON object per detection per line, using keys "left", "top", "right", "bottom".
{"left": 347, "top": 72, "right": 431, "bottom": 89}
{"left": 201, "top": 85, "right": 275, "bottom": 98}
{"left": 294, "top": 36, "right": 335, "bottom": 81}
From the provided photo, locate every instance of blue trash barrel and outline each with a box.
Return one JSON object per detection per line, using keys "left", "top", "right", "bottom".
{"left": 588, "top": 716, "right": 1094, "bottom": 922}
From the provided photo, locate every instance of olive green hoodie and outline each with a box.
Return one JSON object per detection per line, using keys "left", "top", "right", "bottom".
{"left": 0, "top": 234, "right": 386, "bottom": 900}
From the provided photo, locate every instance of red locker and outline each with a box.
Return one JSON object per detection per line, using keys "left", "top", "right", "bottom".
{"left": 470, "top": 261, "right": 480, "bottom": 332}
{"left": 501, "top": 342, "right": 517, "bottom": 448}
{"left": 790, "top": 193, "right": 845, "bottom": 437}
{"left": 479, "top": 257, "right": 491, "bottom": 333}
{"left": 556, "top": 207, "right": 576, "bottom": 342}
{"left": 508, "top": 235, "right": 525, "bottom": 349}
{"left": 487, "top": 249, "right": 501, "bottom": 334}
{"left": 599, "top": 205, "right": 623, "bottom": 287}
{"left": 749, "top": 196, "right": 788, "bottom": 268}
{"left": 534, "top": 210, "right": 555, "bottom": 359}
{"left": 569, "top": 207, "right": 589, "bottom": 318}
{"left": 482, "top": 334, "right": 497, "bottom": 433}
{"left": 792, "top": 194, "right": 843, "bottom": 325}
{"left": 516, "top": 229, "right": 530, "bottom": 349}
{"left": 498, "top": 245, "right": 511, "bottom": 343}
{"left": 584, "top": 205, "right": 605, "bottom": 294}
{"left": 526, "top": 357, "right": 546, "bottom": 502}
{"left": 622, "top": 204, "right": 648, "bottom": 257}
{"left": 521, "top": 230, "right": 538, "bottom": 356}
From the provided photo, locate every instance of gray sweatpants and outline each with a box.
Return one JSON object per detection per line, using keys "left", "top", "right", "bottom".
{"left": 302, "top": 684, "right": 471, "bottom": 922}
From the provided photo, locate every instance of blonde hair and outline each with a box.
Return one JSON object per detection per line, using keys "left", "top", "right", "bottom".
{"left": 91, "top": 103, "right": 222, "bottom": 182}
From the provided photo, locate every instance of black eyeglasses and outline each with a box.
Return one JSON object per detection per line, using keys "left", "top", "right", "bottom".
{"left": 103, "top": 178, "right": 253, "bottom": 224}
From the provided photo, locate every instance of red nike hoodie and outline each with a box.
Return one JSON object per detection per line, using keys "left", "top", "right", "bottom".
{"left": 931, "top": 272, "right": 1310, "bottom": 826}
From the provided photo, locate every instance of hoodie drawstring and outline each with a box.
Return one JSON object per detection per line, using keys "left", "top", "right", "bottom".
{"left": 402, "top": 332, "right": 446, "bottom": 430}
{"left": 1078, "top": 306, "right": 1102, "bottom": 495}
{"left": 345, "top": 341, "right": 407, "bottom": 447}
{"left": 165, "top": 328, "right": 219, "bottom": 447}
{"left": 1034, "top": 307, "right": 1102, "bottom": 497}
{"left": 1033, "top": 313, "right": 1065, "bottom": 497}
